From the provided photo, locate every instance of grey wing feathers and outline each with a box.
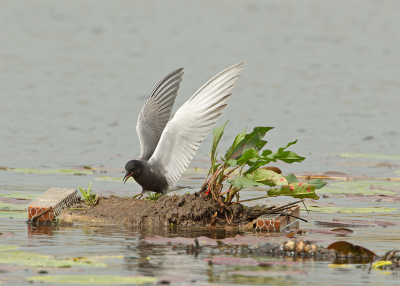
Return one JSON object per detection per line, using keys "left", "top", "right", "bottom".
{"left": 149, "top": 62, "right": 245, "bottom": 187}
{"left": 137, "top": 68, "right": 184, "bottom": 160}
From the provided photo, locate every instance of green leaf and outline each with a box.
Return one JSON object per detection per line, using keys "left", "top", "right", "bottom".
{"left": 305, "top": 206, "right": 397, "bottom": 214}
{"left": 211, "top": 121, "right": 228, "bottom": 163}
{"left": 277, "top": 140, "right": 298, "bottom": 153}
{"left": 229, "top": 177, "right": 264, "bottom": 189}
{"left": 227, "top": 159, "right": 237, "bottom": 167}
{"left": 27, "top": 275, "right": 157, "bottom": 285}
{"left": 0, "top": 245, "right": 19, "bottom": 252}
{"left": 308, "top": 179, "right": 327, "bottom": 189}
{"left": 78, "top": 187, "right": 88, "bottom": 200}
{"left": 225, "top": 126, "right": 273, "bottom": 160}
{"left": 340, "top": 153, "right": 400, "bottom": 161}
{"left": 0, "top": 251, "right": 107, "bottom": 267}
{"left": 285, "top": 174, "right": 299, "bottom": 184}
{"left": 5, "top": 168, "right": 92, "bottom": 175}
{"left": 267, "top": 183, "right": 319, "bottom": 200}
{"left": 246, "top": 169, "right": 287, "bottom": 187}
{"left": 275, "top": 151, "right": 305, "bottom": 163}
{"left": 237, "top": 149, "right": 261, "bottom": 165}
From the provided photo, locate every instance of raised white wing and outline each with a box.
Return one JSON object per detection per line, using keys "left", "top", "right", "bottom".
{"left": 136, "top": 68, "right": 184, "bottom": 160}
{"left": 148, "top": 62, "right": 245, "bottom": 186}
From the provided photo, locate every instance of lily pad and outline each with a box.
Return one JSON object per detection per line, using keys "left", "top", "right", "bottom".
{"left": 0, "top": 251, "right": 107, "bottom": 267}
{"left": 340, "top": 153, "right": 400, "bottom": 161}
{"left": 0, "top": 193, "right": 40, "bottom": 200}
{"left": 27, "top": 275, "right": 157, "bottom": 284}
{"left": 316, "top": 188, "right": 396, "bottom": 195}
{"left": 0, "top": 245, "right": 18, "bottom": 252}
{"left": 330, "top": 181, "right": 400, "bottom": 189}
{"left": 5, "top": 168, "right": 92, "bottom": 175}
{"left": 314, "top": 219, "right": 397, "bottom": 228}
{"left": 306, "top": 207, "right": 397, "bottom": 214}
{"left": 95, "top": 176, "right": 130, "bottom": 183}
{"left": 0, "top": 203, "right": 26, "bottom": 211}
{"left": 0, "top": 211, "right": 26, "bottom": 218}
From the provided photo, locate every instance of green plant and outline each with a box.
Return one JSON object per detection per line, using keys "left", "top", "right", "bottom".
{"left": 78, "top": 182, "right": 98, "bottom": 206}
{"left": 145, "top": 193, "right": 163, "bottom": 201}
{"left": 202, "top": 122, "right": 326, "bottom": 211}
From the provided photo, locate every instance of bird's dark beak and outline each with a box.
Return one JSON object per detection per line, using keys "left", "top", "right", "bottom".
{"left": 123, "top": 172, "right": 133, "bottom": 184}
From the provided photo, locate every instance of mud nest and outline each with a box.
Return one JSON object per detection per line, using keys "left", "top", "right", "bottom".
{"left": 61, "top": 193, "right": 276, "bottom": 227}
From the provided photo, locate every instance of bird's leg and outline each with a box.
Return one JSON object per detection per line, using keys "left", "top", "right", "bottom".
{"left": 133, "top": 190, "right": 144, "bottom": 199}
{"left": 138, "top": 191, "right": 144, "bottom": 199}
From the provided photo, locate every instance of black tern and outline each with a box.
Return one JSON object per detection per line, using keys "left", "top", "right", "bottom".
{"left": 123, "top": 62, "right": 245, "bottom": 198}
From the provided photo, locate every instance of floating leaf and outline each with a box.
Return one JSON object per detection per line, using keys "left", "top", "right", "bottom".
{"left": 306, "top": 207, "right": 397, "bottom": 214}
{"left": 314, "top": 219, "right": 397, "bottom": 228}
{"left": 5, "top": 168, "right": 92, "bottom": 175}
{"left": 0, "top": 251, "right": 107, "bottom": 267}
{"left": 0, "top": 245, "right": 18, "bottom": 252}
{"left": 0, "top": 203, "right": 26, "bottom": 211}
{"left": 95, "top": 177, "right": 132, "bottom": 183}
{"left": 340, "top": 153, "right": 400, "bottom": 161}
{"left": 0, "top": 193, "right": 40, "bottom": 200}
{"left": 0, "top": 211, "right": 26, "bottom": 218}
{"left": 267, "top": 183, "right": 319, "bottom": 200}
{"left": 327, "top": 241, "right": 376, "bottom": 257}
{"left": 316, "top": 188, "right": 396, "bottom": 195}
{"left": 330, "top": 180, "right": 400, "bottom": 189}
{"left": 27, "top": 275, "right": 157, "bottom": 285}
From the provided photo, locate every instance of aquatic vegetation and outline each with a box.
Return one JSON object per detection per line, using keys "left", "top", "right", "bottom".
{"left": 78, "top": 182, "right": 98, "bottom": 206}
{"left": 202, "top": 122, "right": 327, "bottom": 218}
{"left": 27, "top": 275, "right": 157, "bottom": 285}
{"left": 4, "top": 168, "right": 92, "bottom": 175}
{"left": 305, "top": 206, "right": 397, "bottom": 214}
{"left": 340, "top": 153, "right": 400, "bottom": 161}
{"left": 0, "top": 245, "right": 18, "bottom": 252}
{"left": 0, "top": 251, "right": 107, "bottom": 267}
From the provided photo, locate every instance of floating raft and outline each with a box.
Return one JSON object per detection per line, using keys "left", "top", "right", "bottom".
{"left": 27, "top": 187, "right": 79, "bottom": 222}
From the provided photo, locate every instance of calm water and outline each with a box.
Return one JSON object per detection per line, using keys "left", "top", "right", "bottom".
{"left": 1, "top": 1, "right": 400, "bottom": 285}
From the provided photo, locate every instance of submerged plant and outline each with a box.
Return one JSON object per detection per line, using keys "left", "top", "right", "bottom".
{"left": 78, "top": 182, "right": 98, "bottom": 206}
{"left": 202, "top": 122, "right": 326, "bottom": 216}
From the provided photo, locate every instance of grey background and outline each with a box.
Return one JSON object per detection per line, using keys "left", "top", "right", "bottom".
{"left": 1, "top": 0, "right": 399, "bottom": 177}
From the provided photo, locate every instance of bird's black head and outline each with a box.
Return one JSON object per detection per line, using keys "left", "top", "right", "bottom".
{"left": 123, "top": 160, "right": 143, "bottom": 183}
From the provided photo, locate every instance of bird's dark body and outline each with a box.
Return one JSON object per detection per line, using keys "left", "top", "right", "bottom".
{"left": 125, "top": 160, "right": 169, "bottom": 195}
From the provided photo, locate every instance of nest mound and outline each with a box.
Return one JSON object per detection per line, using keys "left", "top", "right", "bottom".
{"left": 61, "top": 193, "right": 274, "bottom": 227}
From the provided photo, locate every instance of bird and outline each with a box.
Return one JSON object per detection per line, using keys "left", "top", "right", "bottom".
{"left": 123, "top": 62, "right": 245, "bottom": 198}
